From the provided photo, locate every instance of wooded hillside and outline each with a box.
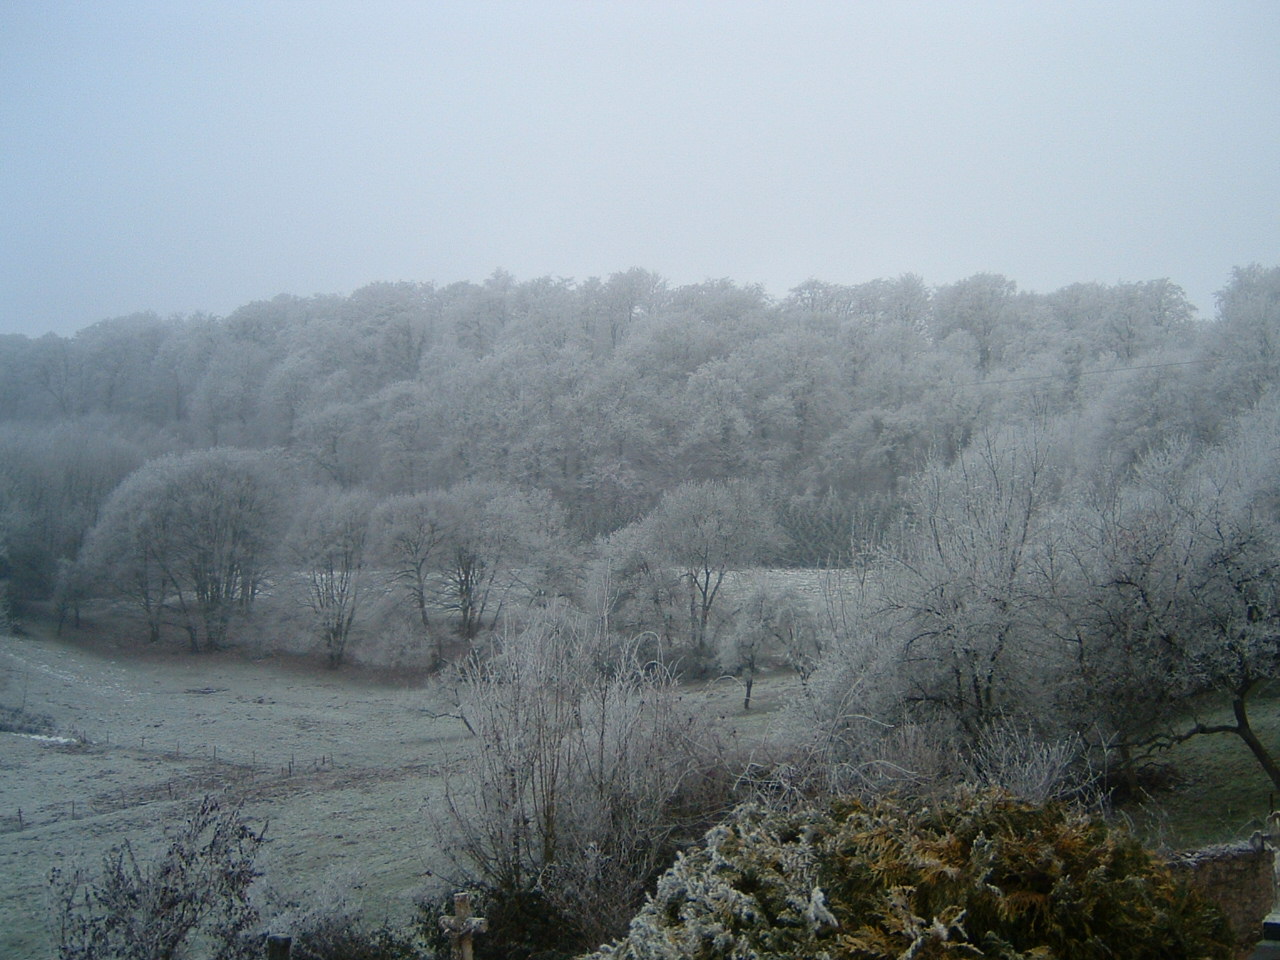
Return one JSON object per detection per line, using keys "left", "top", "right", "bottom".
{"left": 4, "top": 266, "right": 1273, "bottom": 595}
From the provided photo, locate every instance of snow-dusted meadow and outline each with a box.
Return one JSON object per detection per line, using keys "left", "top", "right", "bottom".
{"left": 0, "top": 633, "right": 475, "bottom": 957}
{"left": 0, "top": 629, "right": 793, "bottom": 958}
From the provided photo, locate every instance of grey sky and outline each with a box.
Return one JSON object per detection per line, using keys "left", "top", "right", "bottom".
{"left": 2, "top": 1, "right": 1277, "bottom": 336}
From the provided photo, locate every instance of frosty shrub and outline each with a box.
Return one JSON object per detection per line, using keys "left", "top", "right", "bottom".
{"left": 255, "top": 864, "right": 421, "bottom": 960}
{"left": 49, "top": 796, "right": 266, "bottom": 960}
{"left": 286, "top": 920, "right": 421, "bottom": 960}
{"left": 581, "top": 790, "right": 1231, "bottom": 960}
{"left": 963, "top": 720, "right": 1093, "bottom": 806}
{"left": 438, "top": 602, "right": 736, "bottom": 957}
{"left": 763, "top": 634, "right": 1099, "bottom": 808}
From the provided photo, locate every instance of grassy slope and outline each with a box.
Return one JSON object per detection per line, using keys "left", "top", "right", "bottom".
{"left": 1119, "top": 688, "right": 1280, "bottom": 850}
{"left": 0, "top": 627, "right": 476, "bottom": 959}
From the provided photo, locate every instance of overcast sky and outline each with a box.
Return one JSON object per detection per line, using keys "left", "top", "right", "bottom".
{"left": 2, "top": 1, "right": 1277, "bottom": 337}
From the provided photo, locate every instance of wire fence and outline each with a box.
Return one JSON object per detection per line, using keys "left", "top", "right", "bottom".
{"left": 2, "top": 733, "right": 340, "bottom": 833}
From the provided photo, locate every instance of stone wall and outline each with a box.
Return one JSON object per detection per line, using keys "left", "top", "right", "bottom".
{"left": 1170, "top": 839, "right": 1274, "bottom": 956}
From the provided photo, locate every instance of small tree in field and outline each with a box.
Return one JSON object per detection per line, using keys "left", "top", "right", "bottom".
{"left": 638, "top": 479, "right": 785, "bottom": 667}
{"left": 49, "top": 796, "right": 266, "bottom": 960}
{"left": 719, "top": 579, "right": 822, "bottom": 709}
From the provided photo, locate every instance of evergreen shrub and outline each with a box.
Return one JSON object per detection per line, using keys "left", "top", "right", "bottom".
{"left": 581, "top": 790, "right": 1232, "bottom": 960}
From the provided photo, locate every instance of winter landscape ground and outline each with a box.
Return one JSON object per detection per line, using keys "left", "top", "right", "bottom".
{"left": 0, "top": 628, "right": 790, "bottom": 959}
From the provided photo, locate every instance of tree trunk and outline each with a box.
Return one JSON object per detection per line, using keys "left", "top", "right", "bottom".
{"left": 1115, "top": 740, "right": 1141, "bottom": 798}
{"left": 1167, "top": 680, "right": 1280, "bottom": 793}
{"left": 1233, "top": 687, "right": 1280, "bottom": 792}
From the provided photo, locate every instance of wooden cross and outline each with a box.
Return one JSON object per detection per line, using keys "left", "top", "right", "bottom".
{"left": 440, "top": 891, "right": 488, "bottom": 960}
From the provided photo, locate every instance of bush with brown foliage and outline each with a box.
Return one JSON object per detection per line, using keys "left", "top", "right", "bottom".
{"left": 581, "top": 790, "right": 1232, "bottom": 960}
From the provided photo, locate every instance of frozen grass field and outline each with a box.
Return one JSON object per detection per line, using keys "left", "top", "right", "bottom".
{"left": 0, "top": 628, "right": 794, "bottom": 958}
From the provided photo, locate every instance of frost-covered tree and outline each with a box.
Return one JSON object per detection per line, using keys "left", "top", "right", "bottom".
{"left": 287, "top": 487, "right": 375, "bottom": 668}
{"left": 374, "top": 491, "right": 451, "bottom": 639}
{"left": 877, "top": 426, "right": 1063, "bottom": 738}
{"left": 930, "top": 272, "right": 1019, "bottom": 374}
{"left": 0, "top": 421, "right": 143, "bottom": 607}
{"left": 719, "top": 578, "right": 823, "bottom": 708}
{"left": 435, "top": 480, "right": 569, "bottom": 639}
{"left": 631, "top": 479, "right": 785, "bottom": 667}
{"left": 1065, "top": 397, "right": 1280, "bottom": 789}
{"left": 82, "top": 449, "right": 285, "bottom": 650}
{"left": 79, "top": 472, "right": 168, "bottom": 644}
{"left": 1206, "top": 263, "right": 1280, "bottom": 409}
